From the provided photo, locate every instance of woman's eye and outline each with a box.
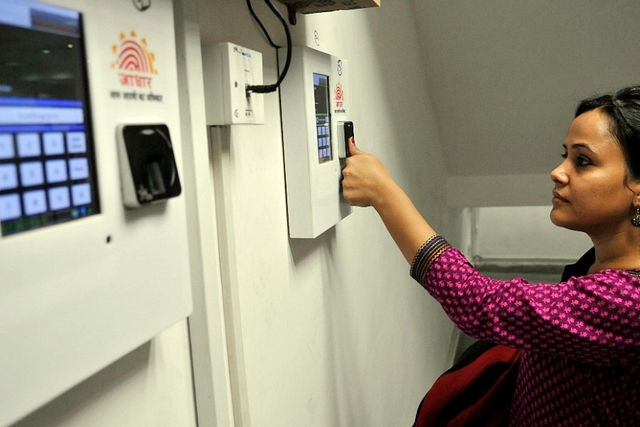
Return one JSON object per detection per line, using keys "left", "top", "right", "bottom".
{"left": 576, "top": 156, "right": 591, "bottom": 167}
{"left": 560, "top": 152, "right": 591, "bottom": 167}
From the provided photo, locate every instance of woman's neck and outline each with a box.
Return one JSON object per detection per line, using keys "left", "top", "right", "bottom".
{"left": 589, "top": 231, "right": 640, "bottom": 273}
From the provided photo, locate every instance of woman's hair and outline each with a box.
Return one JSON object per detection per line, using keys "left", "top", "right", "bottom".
{"left": 576, "top": 85, "right": 640, "bottom": 178}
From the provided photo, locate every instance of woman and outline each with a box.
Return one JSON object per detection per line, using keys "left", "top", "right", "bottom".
{"left": 342, "top": 86, "right": 640, "bottom": 426}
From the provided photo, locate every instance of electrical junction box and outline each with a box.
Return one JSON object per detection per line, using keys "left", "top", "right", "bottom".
{"left": 0, "top": 1, "right": 191, "bottom": 425}
{"left": 279, "top": 46, "right": 352, "bottom": 239}
{"left": 202, "top": 42, "right": 264, "bottom": 125}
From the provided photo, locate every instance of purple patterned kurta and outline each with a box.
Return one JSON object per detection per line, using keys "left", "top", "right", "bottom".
{"left": 410, "top": 235, "right": 640, "bottom": 426}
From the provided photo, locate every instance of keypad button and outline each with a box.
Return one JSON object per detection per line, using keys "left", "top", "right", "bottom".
{"left": 43, "top": 132, "right": 65, "bottom": 155}
{"left": 0, "top": 134, "right": 14, "bottom": 159}
{"left": 69, "top": 157, "right": 89, "bottom": 180}
{"left": 45, "top": 159, "right": 68, "bottom": 183}
{"left": 17, "top": 133, "right": 41, "bottom": 157}
{"left": 23, "top": 189, "right": 47, "bottom": 215}
{"left": 67, "top": 132, "right": 87, "bottom": 153}
{"left": 48, "top": 186, "right": 71, "bottom": 211}
{"left": 0, "top": 164, "right": 18, "bottom": 190}
{"left": 19, "top": 161, "right": 44, "bottom": 187}
{"left": 0, "top": 193, "right": 21, "bottom": 221}
{"left": 71, "top": 182, "right": 91, "bottom": 206}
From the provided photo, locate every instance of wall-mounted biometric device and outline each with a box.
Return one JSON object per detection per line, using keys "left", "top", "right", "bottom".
{"left": 0, "top": 1, "right": 192, "bottom": 425}
{"left": 279, "top": 46, "right": 354, "bottom": 238}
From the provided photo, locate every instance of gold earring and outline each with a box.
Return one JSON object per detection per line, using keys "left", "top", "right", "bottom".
{"left": 632, "top": 207, "right": 640, "bottom": 227}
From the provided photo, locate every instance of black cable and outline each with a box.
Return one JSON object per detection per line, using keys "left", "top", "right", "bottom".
{"left": 246, "top": 0, "right": 292, "bottom": 95}
{"left": 246, "top": 0, "right": 279, "bottom": 48}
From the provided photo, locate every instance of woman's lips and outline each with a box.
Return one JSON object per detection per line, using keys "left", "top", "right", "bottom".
{"left": 552, "top": 190, "right": 569, "bottom": 203}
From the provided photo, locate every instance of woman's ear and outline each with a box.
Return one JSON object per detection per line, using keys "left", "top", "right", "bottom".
{"left": 629, "top": 178, "right": 640, "bottom": 207}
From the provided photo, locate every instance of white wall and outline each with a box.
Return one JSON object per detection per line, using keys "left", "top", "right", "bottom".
{"left": 473, "top": 206, "right": 593, "bottom": 261}
{"left": 192, "top": 1, "right": 456, "bottom": 426}
{"left": 10, "top": 322, "right": 196, "bottom": 427}
{"left": 448, "top": 173, "right": 553, "bottom": 207}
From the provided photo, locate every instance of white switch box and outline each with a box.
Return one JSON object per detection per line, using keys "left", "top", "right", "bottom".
{"left": 202, "top": 42, "right": 264, "bottom": 125}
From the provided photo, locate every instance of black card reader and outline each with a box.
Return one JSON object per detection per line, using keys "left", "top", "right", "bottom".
{"left": 117, "top": 124, "right": 182, "bottom": 208}
{"left": 338, "top": 121, "right": 354, "bottom": 158}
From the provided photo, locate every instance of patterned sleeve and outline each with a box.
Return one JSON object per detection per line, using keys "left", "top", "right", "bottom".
{"left": 410, "top": 235, "right": 640, "bottom": 367}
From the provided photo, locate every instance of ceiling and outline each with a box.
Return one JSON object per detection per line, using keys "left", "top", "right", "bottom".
{"left": 411, "top": 0, "right": 640, "bottom": 177}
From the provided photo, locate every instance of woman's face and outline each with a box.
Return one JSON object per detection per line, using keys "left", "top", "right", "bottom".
{"left": 550, "top": 109, "right": 638, "bottom": 236}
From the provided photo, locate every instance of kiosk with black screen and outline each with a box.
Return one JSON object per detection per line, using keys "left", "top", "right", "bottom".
{"left": 0, "top": 1, "right": 99, "bottom": 236}
{"left": 0, "top": 2, "right": 192, "bottom": 426}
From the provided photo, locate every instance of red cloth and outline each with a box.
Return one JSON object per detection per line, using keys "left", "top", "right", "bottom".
{"left": 414, "top": 343, "right": 522, "bottom": 427}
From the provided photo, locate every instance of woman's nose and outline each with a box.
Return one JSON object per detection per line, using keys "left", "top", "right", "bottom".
{"left": 550, "top": 163, "right": 568, "bottom": 184}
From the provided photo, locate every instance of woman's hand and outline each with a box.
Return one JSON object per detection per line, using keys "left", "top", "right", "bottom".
{"left": 341, "top": 138, "right": 394, "bottom": 209}
{"left": 341, "top": 137, "right": 438, "bottom": 264}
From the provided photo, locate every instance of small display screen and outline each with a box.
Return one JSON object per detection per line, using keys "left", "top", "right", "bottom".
{"left": 313, "top": 73, "right": 332, "bottom": 164}
{"left": 0, "top": 1, "right": 100, "bottom": 236}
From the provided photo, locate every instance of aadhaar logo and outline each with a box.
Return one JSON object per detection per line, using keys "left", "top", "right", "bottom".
{"left": 335, "top": 82, "right": 345, "bottom": 109}
{"left": 111, "top": 31, "right": 158, "bottom": 88}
